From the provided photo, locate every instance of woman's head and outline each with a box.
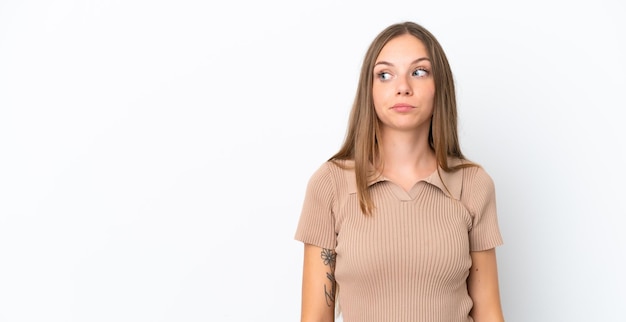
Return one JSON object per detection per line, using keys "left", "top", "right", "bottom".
{"left": 371, "top": 33, "right": 436, "bottom": 137}
{"left": 360, "top": 21, "right": 460, "bottom": 156}
{"left": 331, "top": 21, "right": 468, "bottom": 214}
{"left": 334, "top": 21, "right": 464, "bottom": 164}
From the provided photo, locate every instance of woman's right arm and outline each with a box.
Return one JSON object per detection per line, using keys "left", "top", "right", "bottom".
{"left": 301, "top": 243, "right": 336, "bottom": 322}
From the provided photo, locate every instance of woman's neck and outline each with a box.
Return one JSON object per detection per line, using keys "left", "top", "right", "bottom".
{"left": 377, "top": 128, "right": 437, "bottom": 181}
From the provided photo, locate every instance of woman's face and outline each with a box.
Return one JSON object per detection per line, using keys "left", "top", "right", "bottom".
{"left": 372, "top": 34, "right": 435, "bottom": 134}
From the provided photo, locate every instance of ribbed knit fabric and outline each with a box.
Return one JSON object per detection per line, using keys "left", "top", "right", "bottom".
{"left": 294, "top": 159, "right": 503, "bottom": 322}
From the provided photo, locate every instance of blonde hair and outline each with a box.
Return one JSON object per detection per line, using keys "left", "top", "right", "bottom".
{"left": 330, "top": 21, "right": 474, "bottom": 214}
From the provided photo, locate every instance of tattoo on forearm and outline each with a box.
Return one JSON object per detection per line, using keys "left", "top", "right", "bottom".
{"left": 324, "top": 272, "right": 336, "bottom": 306}
{"left": 321, "top": 248, "right": 337, "bottom": 307}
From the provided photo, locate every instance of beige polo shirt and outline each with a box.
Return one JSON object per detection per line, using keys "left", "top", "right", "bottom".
{"left": 294, "top": 159, "right": 503, "bottom": 322}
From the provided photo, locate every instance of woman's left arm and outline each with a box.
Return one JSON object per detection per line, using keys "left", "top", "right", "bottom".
{"left": 468, "top": 248, "right": 505, "bottom": 322}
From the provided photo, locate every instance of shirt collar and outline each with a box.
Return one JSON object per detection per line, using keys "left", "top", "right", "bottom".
{"left": 345, "top": 158, "right": 464, "bottom": 200}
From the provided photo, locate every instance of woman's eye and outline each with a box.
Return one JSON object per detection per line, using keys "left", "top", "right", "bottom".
{"left": 377, "top": 72, "right": 392, "bottom": 81}
{"left": 412, "top": 68, "right": 428, "bottom": 77}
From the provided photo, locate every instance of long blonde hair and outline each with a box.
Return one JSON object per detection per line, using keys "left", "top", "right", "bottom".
{"left": 330, "top": 21, "right": 474, "bottom": 214}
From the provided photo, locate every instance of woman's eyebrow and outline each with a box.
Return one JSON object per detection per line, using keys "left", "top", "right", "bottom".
{"left": 374, "top": 57, "right": 431, "bottom": 67}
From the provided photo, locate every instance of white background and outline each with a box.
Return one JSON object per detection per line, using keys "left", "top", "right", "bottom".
{"left": 1, "top": 0, "right": 625, "bottom": 321}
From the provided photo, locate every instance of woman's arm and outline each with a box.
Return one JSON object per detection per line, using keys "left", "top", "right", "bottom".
{"left": 468, "top": 248, "right": 505, "bottom": 322}
{"left": 300, "top": 243, "right": 336, "bottom": 322}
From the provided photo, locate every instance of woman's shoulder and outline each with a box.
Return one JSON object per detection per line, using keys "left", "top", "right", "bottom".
{"left": 442, "top": 157, "right": 495, "bottom": 193}
{"left": 313, "top": 158, "right": 355, "bottom": 174}
{"left": 462, "top": 160, "right": 493, "bottom": 182}
{"left": 305, "top": 159, "right": 355, "bottom": 195}
{"left": 455, "top": 160, "right": 496, "bottom": 202}
{"left": 447, "top": 157, "right": 491, "bottom": 178}
{"left": 308, "top": 159, "right": 353, "bottom": 182}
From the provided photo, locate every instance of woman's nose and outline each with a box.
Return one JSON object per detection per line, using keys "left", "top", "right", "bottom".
{"left": 396, "top": 77, "right": 413, "bottom": 96}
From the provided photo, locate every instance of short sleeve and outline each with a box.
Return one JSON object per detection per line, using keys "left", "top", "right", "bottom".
{"left": 294, "top": 162, "right": 337, "bottom": 250}
{"left": 465, "top": 167, "right": 504, "bottom": 251}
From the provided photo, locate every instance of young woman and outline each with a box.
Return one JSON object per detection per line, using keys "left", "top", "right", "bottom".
{"left": 295, "top": 21, "right": 505, "bottom": 322}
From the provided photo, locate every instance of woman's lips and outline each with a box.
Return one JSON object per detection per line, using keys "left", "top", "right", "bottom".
{"left": 391, "top": 103, "right": 415, "bottom": 112}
